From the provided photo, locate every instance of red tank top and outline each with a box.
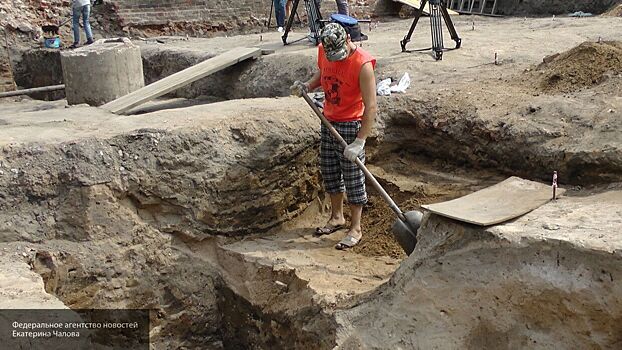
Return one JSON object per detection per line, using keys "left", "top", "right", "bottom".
{"left": 318, "top": 44, "right": 376, "bottom": 122}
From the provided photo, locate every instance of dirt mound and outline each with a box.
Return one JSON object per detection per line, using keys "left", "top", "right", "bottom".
{"left": 354, "top": 194, "right": 410, "bottom": 259}
{"left": 535, "top": 41, "right": 622, "bottom": 93}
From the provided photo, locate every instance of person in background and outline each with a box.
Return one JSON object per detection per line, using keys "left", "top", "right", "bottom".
{"left": 274, "top": 0, "right": 287, "bottom": 32}
{"left": 315, "top": 0, "right": 349, "bottom": 16}
{"left": 286, "top": 0, "right": 294, "bottom": 20}
{"left": 70, "top": 0, "right": 94, "bottom": 48}
{"left": 335, "top": 0, "right": 349, "bottom": 15}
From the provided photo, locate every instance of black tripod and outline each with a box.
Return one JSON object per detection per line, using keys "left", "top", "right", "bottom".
{"left": 400, "top": 0, "right": 461, "bottom": 60}
{"left": 282, "top": 0, "right": 323, "bottom": 45}
{"left": 267, "top": 1, "right": 302, "bottom": 29}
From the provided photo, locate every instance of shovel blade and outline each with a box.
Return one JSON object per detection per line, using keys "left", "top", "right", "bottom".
{"left": 392, "top": 210, "right": 423, "bottom": 255}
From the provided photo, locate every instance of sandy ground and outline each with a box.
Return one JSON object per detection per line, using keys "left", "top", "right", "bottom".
{"left": 3, "top": 15, "right": 621, "bottom": 134}
{"left": 135, "top": 15, "right": 622, "bottom": 85}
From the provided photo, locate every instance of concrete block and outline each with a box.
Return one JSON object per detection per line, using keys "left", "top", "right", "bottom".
{"left": 61, "top": 38, "right": 144, "bottom": 106}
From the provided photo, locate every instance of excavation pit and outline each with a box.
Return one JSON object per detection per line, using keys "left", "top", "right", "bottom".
{"left": 1, "top": 14, "right": 621, "bottom": 350}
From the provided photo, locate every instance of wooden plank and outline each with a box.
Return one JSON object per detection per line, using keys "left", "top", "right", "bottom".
{"left": 422, "top": 176, "right": 566, "bottom": 226}
{"left": 394, "top": 0, "right": 458, "bottom": 15}
{"left": 102, "top": 47, "right": 262, "bottom": 114}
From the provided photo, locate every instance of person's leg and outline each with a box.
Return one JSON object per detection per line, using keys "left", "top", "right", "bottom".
{"left": 82, "top": 5, "right": 94, "bottom": 43}
{"left": 348, "top": 203, "right": 363, "bottom": 237}
{"left": 318, "top": 123, "right": 347, "bottom": 233}
{"left": 336, "top": 121, "right": 367, "bottom": 248}
{"left": 286, "top": 0, "right": 293, "bottom": 19}
{"left": 329, "top": 192, "right": 346, "bottom": 226}
{"left": 72, "top": 6, "right": 81, "bottom": 45}
{"left": 336, "top": 0, "right": 349, "bottom": 16}
{"left": 274, "top": 0, "right": 286, "bottom": 28}
{"left": 315, "top": 0, "right": 321, "bottom": 11}
{"left": 342, "top": 159, "right": 366, "bottom": 241}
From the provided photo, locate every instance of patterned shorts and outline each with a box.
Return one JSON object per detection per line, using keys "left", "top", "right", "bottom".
{"left": 320, "top": 120, "right": 367, "bottom": 205}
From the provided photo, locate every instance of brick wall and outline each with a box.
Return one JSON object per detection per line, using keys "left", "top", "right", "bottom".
{"left": 111, "top": 0, "right": 378, "bottom": 31}
{"left": 113, "top": 0, "right": 268, "bottom": 27}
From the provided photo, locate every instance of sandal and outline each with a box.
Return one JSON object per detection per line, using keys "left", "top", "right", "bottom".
{"left": 335, "top": 234, "right": 361, "bottom": 250}
{"left": 314, "top": 224, "right": 344, "bottom": 236}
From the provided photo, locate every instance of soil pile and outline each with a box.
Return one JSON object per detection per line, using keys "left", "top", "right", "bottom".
{"left": 535, "top": 41, "right": 622, "bottom": 93}
{"left": 355, "top": 194, "right": 411, "bottom": 259}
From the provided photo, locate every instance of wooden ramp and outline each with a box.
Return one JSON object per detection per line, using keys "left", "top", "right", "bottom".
{"left": 422, "top": 176, "right": 565, "bottom": 226}
{"left": 102, "top": 47, "right": 262, "bottom": 114}
{"left": 395, "top": 0, "right": 458, "bottom": 15}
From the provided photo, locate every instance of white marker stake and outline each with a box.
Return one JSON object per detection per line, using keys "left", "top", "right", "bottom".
{"left": 552, "top": 171, "right": 558, "bottom": 200}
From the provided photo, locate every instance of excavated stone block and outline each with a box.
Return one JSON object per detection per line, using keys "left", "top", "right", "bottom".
{"left": 61, "top": 38, "right": 144, "bottom": 106}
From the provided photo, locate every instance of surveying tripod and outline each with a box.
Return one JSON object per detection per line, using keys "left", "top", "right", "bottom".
{"left": 281, "top": 0, "right": 323, "bottom": 45}
{"left": 267, "top": 1, "right": 302, "bottom": 29}
{"left": 400, "top": 0, "right": 461, "bottom": 60}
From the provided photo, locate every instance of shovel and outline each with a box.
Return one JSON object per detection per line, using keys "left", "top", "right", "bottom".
{"left": 41, "top": 17, "right": 72, "bottom": 35}
{"left": 301, "top": 92, "right": 423, "bottom": 255}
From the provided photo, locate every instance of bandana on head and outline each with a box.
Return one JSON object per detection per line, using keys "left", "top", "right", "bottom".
{"left": 320, "top": 23, "right": 348, "bottom": 61}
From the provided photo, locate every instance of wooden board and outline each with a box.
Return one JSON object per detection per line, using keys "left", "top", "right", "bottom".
{"left": 394, "top": 0, "right": 458, "bottom": 15}
{"left": 102, "top": 47, "right": 262, "bottom": 114}
{"left": 422, "top": 176, "right": 565, "bottom": 226}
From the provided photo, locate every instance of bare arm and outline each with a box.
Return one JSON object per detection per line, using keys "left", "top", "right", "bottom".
{"left": 305, "top": 71, "right": 321, "bottom": 91}
{"left": 357, "top": 61, "right": 377, "bottom": 140}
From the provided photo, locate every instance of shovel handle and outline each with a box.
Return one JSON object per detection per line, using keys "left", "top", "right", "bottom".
{"left": 301, "top": 92, "right": 407, "bottom": 222}
{"left": 60, "top": 17, "right": 72, "bottom": 27}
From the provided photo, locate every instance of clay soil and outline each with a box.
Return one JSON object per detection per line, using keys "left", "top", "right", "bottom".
{"left": 354, "top": 153, "right": 502, "bottom": 259}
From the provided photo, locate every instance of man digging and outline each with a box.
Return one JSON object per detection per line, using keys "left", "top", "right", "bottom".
{"left": 291, "top": 22, "right": 377, "bottom": 250}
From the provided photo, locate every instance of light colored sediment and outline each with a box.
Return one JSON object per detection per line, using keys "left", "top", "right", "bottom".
{"left": 0, "top": 250, "right": 66, "bottom": 309}
{"left": 336, "top": 189, "right": 622, "bottom": 349}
